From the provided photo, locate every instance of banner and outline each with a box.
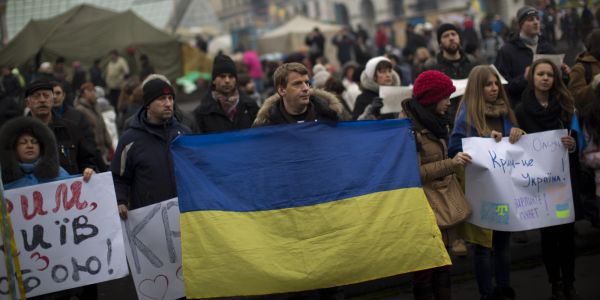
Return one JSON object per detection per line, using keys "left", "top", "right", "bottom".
{"left": 0, "top": 172, "right": 128, "bottom": 298}
{"left": 463, "top": 129, "right": 574, "bottom": 231}
{"left": 171, "top": 120, "right": 450, "bottom": 299}
{"left": 122, "top": 198, "right": 184, "bottom": 300}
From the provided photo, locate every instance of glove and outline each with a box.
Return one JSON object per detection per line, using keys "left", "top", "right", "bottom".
{"left": 369, "top": 97, "right": 384, "bottom": 116}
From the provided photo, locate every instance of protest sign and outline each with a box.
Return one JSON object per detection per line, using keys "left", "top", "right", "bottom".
{"left": 462, "top": 129, "right": 574, "bottom": 231}
{"left": 450, "top": 79, "right": 469, "bottom": 99}
{"left": 533, "top": 54, "right": 565, "bottom": 69}
{"left": 380, "top": 86, "right": 412, "bottom": 114}
{"left": 121, "top": 198, "right": 184, "bottom": 300}
{"left": 0, "top": 172, "right": 128, "bottom": 298}
{"left": 489, "top": 64, "right": 508, "bottom": 84}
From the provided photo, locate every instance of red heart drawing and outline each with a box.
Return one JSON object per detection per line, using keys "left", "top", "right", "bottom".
{"left": 138, "top": 274, "right": 169, "bottom": 300}
{"left": 30, "top": 252, "right": 49, "bottom": 271}
{"left": 175, "top": 265, "right": 183, "bottom": 281}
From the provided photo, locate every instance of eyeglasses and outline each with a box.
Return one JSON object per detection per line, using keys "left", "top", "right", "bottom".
{"left": 29, "top": 91, "right": 53, "bottom": 101}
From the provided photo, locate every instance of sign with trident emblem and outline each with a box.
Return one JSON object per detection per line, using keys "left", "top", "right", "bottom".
{"left": 463, "top": 130, "right": 574, "bottom": 231}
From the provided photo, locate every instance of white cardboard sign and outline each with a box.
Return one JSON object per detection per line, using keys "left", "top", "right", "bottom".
{"left": 122, "top": 198, "right": 184, "bottom": 300}
{"left": 0, "top": 172, "right": 128, "bottom": 297}
{"left": 462, "top": 129, "right": 574, "bottom": 231}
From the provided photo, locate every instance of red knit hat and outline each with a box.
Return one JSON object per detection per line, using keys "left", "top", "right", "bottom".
{"left": 413, "top": 70, "right": 456, "bottom": 106}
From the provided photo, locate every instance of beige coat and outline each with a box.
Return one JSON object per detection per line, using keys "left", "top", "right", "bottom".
{"left": 400, "top": 108, "right": 471, "bottom": 229}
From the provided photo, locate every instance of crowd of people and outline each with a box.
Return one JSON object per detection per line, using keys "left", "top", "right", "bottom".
{"left": 1, "top": 2, "right": 600, "bottom": 300}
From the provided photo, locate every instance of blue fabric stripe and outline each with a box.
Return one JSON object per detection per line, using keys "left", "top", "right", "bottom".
{"left": 172, "top": 119, "right": 422, "bottom": 212}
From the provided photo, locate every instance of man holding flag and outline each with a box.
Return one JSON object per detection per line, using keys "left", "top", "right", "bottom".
{"left": 253, "top": 62, "right": 346, "bottom": 127}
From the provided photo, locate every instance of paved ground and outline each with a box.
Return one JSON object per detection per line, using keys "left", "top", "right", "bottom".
{"left": 97, "top": 221, "right": 600, "bottom": 299}
{"left": 351, "top": 250, "right": 600, "bottom": 300}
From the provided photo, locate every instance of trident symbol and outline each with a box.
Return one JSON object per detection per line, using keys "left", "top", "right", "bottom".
{"left": 496, "top": 205, "right": 509, "bottom": 216}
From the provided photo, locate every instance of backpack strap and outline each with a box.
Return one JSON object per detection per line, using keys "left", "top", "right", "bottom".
{"left": 584, "top": 61, "right": 593, "bottom": 85}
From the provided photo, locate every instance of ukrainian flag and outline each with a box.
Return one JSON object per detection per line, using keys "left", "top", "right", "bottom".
{"left": 171, "top": 119, "right": 450, "bottom": 298}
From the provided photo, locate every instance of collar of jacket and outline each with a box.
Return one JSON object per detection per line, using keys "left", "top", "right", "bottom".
{"left": 253, "top": 89, "right": 344, "bottom": 127}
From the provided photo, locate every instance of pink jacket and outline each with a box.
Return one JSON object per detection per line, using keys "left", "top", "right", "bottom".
{"left": 583, "top": 133, "right": 600, "bottom": 197}
{"left": 243, "top": 51, "right": 263, "bottom": 79}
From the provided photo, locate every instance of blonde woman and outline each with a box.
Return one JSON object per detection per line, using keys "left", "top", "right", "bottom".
{"left": 448, "top": 65, "right": 524, "bottom": 300}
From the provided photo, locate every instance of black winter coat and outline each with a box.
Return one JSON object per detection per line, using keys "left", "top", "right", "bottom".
{"left": 111, "top": 107, "right": 191, "bottom": 209}
{"left": 193, "top": 91, "right": 259, "bottom": 134}
{"left": 49, "top": 115, "right": 97, "bottom": 175}
{"left": 494, "top": 34, "right": 556, "bottom": 106}
{"left": 424, "top": 51, "right": 476, "bottom": 79}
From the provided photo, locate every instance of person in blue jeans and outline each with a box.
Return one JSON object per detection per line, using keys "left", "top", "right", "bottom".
{"left": 448, "top": 65, "right": 524, "bottom": 300}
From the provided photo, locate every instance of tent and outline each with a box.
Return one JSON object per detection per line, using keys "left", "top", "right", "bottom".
{"left": 0, "top": 4, "right": 182, "bottom": 80}
{"left": 258, "top": 16, "right": 342, "bottom": 66}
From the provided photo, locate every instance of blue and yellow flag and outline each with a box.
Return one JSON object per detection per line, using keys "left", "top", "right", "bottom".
{"left": 171, "top": 120, "right": 450, "bottom": 298}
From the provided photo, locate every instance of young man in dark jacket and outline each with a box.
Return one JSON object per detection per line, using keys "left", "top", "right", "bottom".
{"left": 424, "top": 23, "right": 477, "bottom": 80}
{"left": 193, "top": 54, "right": 259, "bottom": 134}
{"left": 424, "top": 23, "right": 478, "bottom": 121}
{"left": 494, "top": 5, "right": 568, "bottom": 106}
{"left": 111, "top": 74, "right": 191, "bottom": 219}
{"left": 253, "top": 62, "right": 346, "bottom": 127}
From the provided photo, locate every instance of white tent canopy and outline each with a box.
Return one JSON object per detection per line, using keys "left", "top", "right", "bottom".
{"left": 258, "top": 16, "right": 342, "bottom": 66}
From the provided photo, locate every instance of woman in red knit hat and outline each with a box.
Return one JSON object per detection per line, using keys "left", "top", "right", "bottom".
{"left": 448, "top": 65, "right": 524, "bottom": 300}
{"left": 401, "top": 70, "right": 473, "bottom": 299}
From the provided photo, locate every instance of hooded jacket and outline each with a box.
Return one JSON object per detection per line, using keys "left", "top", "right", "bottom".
{"left": 353, "top": 69, "right": 401, "bottom": 120}
{"left": 0, "top": 117, "right": 70, "bottom": 188}
{"left": 568, "top": 52, "right": 600, "bottom": 111}
{"left": 110, "top": 106, "right": 190, "bottom": 209}
{"left": 252, "top": 89, "right": 346, "bottom": 127}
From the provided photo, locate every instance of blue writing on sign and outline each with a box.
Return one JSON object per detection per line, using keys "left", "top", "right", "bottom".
{"left": 480, "top": 202, "right": 510, "bottom": 225}
{"left": 522, "top": 172, "right": 563, "bottom": 193}
{"left": 519, "top": 208, "right": 540, "bottom": 220}
{"left": 488, "top": 150, "right": 534, "bottom": 174}
{"left": 532, "top": 138, "right": 562, "bottom": 152}
{"left": 514, "top": 194, "right": 543, "bottom": 209}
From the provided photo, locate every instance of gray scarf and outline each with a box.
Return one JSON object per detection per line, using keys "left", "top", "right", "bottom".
{"left": 519, "top": 33, "right": 539, "bottom": 53}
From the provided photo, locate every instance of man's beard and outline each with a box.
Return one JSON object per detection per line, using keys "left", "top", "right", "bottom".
{"left": 442, "top": 44, "right": 460, "bottom": 55}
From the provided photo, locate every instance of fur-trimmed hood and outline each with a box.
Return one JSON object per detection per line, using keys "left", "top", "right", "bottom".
{"left": 253, "top": 89, "right": 346, "bottom": 127}
{"left": 359, "top": 69, "right": 401, "bottom": 94}
{"left": 0, "top": 117, "right": 60, "bottom": 183}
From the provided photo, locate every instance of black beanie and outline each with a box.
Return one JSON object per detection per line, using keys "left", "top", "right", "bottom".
{"left": 517, "top": 6, "right": 538, "bottom": 25}
{"left": 211, "top": 54, "right": 237, "bottom": 80}
{"left": 143, "top": 78, "right": 175, "bottom": 106}
{"left": 436, "top": 23, "right": 460, "bottom": 44}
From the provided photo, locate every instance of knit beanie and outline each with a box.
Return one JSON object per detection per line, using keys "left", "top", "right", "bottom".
{"left": 412, "top": 70, "right": 456, "bottom": 106}
{"left": 436, "top": 23, "right": 459, "bottom": 44}
{"left": 517, "top": 6, "right": 538, "bottom": 25}
{"left": 143, "top": 78, "right": 175, "bottom": 106}
{"left": 212, "top": 54, "right": 237, "bottom": 80}
{"left": 364, "top": 56, "right": 392, "bottom": 81}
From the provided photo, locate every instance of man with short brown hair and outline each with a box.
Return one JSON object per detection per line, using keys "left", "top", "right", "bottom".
{"left": 253, "top": 62, "right": 346, "bottom": 127}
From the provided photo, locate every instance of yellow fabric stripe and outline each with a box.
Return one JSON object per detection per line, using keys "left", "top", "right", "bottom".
{"left": 180, "top": 188, "right": 450, "bottom": 298}
{"left": 0, "top": 212, "right": 26, "bottom": 299}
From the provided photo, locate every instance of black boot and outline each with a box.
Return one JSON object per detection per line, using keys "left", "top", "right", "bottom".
{"left": 491, "top": 286, "right": 515, "bottom": 300}
{"left": 563, "top": 283, "right": 581, "bottom": 300}
{"left": 551, "top": 282, "right": 566, "bottom": 300}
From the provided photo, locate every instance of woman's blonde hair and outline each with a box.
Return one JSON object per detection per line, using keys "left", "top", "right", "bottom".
{"left": 457, "top": 65, "right": 517, "bottom": 136}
